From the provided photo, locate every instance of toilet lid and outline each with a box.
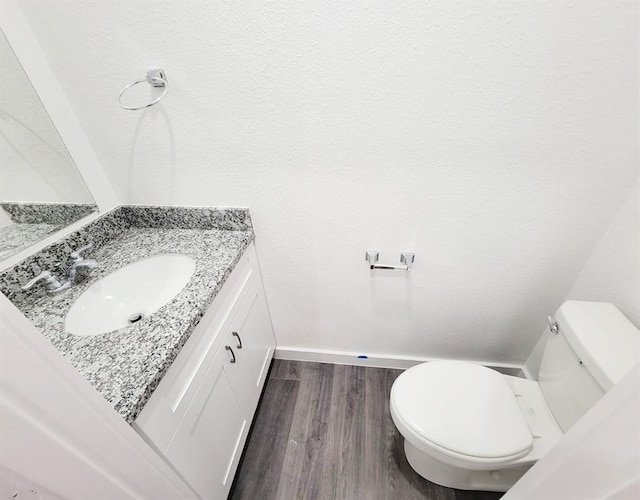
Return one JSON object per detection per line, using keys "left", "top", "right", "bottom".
{"left": 392, "top": 361, "right": 533, "bottom": 460}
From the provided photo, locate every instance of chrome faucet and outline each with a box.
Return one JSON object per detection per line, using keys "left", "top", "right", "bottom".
{"left": 22, "top": 243, "right": 99, "bottom": 295}
{"left": 66, "top": 244, "right": 99, "bottom": 283}
{"left": 21, "top": 270, "right": 65, "bottom": 294}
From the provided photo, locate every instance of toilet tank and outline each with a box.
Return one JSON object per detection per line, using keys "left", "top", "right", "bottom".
{"left": 538, "top": 300, "right": 639, "bottom": 432}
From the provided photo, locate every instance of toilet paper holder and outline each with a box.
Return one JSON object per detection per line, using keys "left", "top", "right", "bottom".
{"left": 366, "top": 251, "right": 415, "bottom": 271}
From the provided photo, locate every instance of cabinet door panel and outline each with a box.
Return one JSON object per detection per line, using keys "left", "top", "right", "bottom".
{"left": 165, "top": 346, "right": 247, "bottom": 500}
{"left": 230, "top": 280, "right": 274, "bottom": 413}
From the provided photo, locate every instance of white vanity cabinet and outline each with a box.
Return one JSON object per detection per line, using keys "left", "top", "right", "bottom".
{"left": 133, "top": 242, "right": 275, "bottom": 499}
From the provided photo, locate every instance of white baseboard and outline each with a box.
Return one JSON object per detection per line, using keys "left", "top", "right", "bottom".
{"left": 274, "top": 346, "right": 527, "bottom": 377}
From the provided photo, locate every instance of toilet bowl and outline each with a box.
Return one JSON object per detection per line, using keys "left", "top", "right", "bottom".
{"left": 390, "top": 361, "right": 563, "bottom": 491}
{"left": 389, "top": 301, "right": 640, "bottom": 492}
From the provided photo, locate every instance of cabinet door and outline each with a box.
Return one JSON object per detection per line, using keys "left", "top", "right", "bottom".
{"left": 164, "top": 339, "right": 247, "bottom": 500}
{"left": 228, "top": 279, "right": 274, "bottom": 414}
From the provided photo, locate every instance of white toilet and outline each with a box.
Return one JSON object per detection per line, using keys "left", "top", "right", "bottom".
{"left": 390, "top": 300, "right": 640, "bottom": 492}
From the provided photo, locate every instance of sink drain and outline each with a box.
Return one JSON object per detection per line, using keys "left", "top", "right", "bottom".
{"left": 128, "top": 313, "right": 145, "bottom": 324}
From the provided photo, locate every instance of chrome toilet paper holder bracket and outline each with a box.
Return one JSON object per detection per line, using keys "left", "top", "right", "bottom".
{"left": 365, "top": 251, "right": 415, "bottom": 271}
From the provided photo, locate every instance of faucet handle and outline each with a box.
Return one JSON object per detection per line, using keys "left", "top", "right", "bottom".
{"left": 21, "top": 271, "right": 62, "bottom": 291}
{"left": 70, "top": 243, "right": 93, "bottom": 260}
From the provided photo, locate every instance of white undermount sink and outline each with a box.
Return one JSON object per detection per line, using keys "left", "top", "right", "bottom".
{"left": 65, "top": 254, "right": 196, "bottom": 337}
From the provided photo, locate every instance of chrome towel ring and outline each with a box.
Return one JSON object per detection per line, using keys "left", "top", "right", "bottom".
{"left": 118, "top": 69, "right": 168, "bottom": 110}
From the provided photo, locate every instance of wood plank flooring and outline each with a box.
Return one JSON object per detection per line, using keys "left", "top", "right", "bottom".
{"left": 230, "top": 360, "right": 503, "bottom": 500}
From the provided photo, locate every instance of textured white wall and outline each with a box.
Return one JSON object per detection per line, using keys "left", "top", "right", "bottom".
{"left": 566, "top": 181, "right": 640, "bottom": 327}
{"left": 0, "top": 31, "right": 92, "bottom": 204}
{"left": 19, "top": 1, "right": 639, "bottom": 364}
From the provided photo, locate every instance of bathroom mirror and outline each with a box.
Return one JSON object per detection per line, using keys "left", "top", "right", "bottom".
{"left": 0, "top": 29, "right": 97, "bottom": 261}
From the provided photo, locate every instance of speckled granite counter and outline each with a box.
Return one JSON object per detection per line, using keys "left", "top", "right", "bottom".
{"left": 0, "top": 202, "right": 98, "bottom": 260}
{"left": 0, "top": 206, "right": 253, "bottom": 423}
{"left": 1, "top": 202, "right": 97, "bottom": 225}
{"left": 0, "top": 222, "right": 63, "bottom": 259}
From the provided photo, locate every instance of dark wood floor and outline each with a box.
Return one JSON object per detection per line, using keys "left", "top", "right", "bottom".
{"left": 230, "top": 360, "right": 503, "bottom": 500}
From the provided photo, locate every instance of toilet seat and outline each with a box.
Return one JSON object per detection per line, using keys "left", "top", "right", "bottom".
{"left": 390, "top": 361, "right": 533, "bottom": 467}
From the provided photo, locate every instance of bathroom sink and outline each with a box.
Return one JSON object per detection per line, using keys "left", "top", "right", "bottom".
{"left": 65, "top": 254, "right": 196, "bottom": 336}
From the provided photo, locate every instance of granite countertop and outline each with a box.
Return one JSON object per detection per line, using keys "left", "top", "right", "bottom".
{"left": 0, "top": 222, "right": 64, "bottom": 259}
{"left": 20, "top": 226, "right": 254, "bottom": 423}
{"left": 0, "top": 202, "right": 98, "bottom": 260}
